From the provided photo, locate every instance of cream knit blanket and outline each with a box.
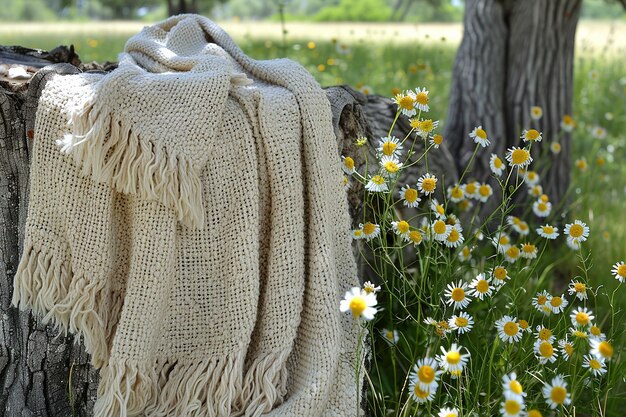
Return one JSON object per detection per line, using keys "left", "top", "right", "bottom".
{"left": 12, "top": 14, "right": 365, "bottom": 417}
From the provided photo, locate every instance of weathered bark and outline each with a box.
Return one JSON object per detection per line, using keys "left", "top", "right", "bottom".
{"left": 444, "top": 0, "right": 581, "bottom": 210}
{"left": 0, "top": 46, "right": 459, "bottom": 417}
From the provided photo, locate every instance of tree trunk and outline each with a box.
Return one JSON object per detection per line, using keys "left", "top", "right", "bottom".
{"left": 444, "top": 0, "right": 581, "bottom": 212}
{"left": 0, "top": 45, "right": 456, "bottom": 417}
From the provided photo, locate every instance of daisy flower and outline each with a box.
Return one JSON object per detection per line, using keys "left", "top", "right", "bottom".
{"left": 558, "top": 337, "right": 574, "bottom": 360}
{"left": 570, "top": 327, "right": 589, "bottom": 340}
{"left": 532, "top": 291, "right": 552, "bottom": 315}
{"left": 381, "top": 328, "right": 399, "bottom": 344}
{"left": 495, "top": 315, "right": 523, "bottom": 343}
{"left": 415, "top": 119, "right": 439, "bottom": 138}
{"left": 550, "top": 142, "right": 562, "bottom": 154}
{"left": 590, "top": 339, "right": 614, "bottom": 360}
{"left": 432, "top": 219, "right": 453, "bottom": 241}
{"left": 502, "top": 372, "right": 526, "bottom": 400}
{"left": 408, "top": 381, "right": 436, "bottom": 403}
{"left": 447, "top": 184, "right": 465, "bottom": 203}
{"left": 448, "top": 311, "right": 474, "bottom": 334}
{"left": 458, "top": 246, "right": 473, "bottom": 262}
{"left": 413, "top": 87, "right": 430, "bottom": 112}
{"left": 564, "top": 220, "right": 589, "bottom": 245}
{"left": 528, "top": 184, "right": 543, "bottom": 198}
{"left": 469, "top": 125, "right": 490, "bottom": 147}
{"left": 548, "top": 294, "right": 568, "bottom": 314}
{"left": 339, "top": 287, "right": 377, "bottom": 320}
{"left": 500, "top": 393, "right": 525, "bottom": 417}
{"left": 567, "top": 281, "right": 587, "bottom": 301}
{"left": 527, "top": 410, "right": 543, "bottom": 417}
{"left": 365, "top": 175, "right": 388, "bottom": 192}
{"left": 570, "top": 307, "right": 594, "bottom": 327}
{"left": 438, "top": 407, "right": 459, "bottom": 417}
{"left": 391, "top": 220, "right": 410, "bottom": 238}
{"left": 518, "top": 319, "right": 530, "bottom": 333}
{"left": 536, "top": 344, "right": 556, "bottom": 364}
{"left": 491, "top": 232, "right": 512, "bottom": 253}
{"left": 430, "top": 133, "right": 444, "bottom": 149}
{"left": 589, "top": 325, "right": 606, "bottom": 341}
{"left": 532, "top": 200, "right": 551, "bottom": 217}
{"left": 490, "top": 154, "right": 505, "bottom": 176}
{"left": 575, "top": 158, "right": 588, "bottom": 172}
{"left": 444, "top": 224, "right": 464, "bottom": 248}
{"left": 542, "top": 375, "right": 571, "bottom": 409}
{"left": 521, "top": 129, "right": 542, "bottom": 143}
{"left": 430, "top": 198, "right": 447, "bottom": 219}
{"left": 363, "top": 281, "right": 381, "bottom": 294}
{"left": 408, "top": 357, "right": 441, "bottom": 392}
{"left": 477, "top": 183, "right": 493, "bottom": 202}
{"left": 524, "top": 170, "right": 540, "bottom": 185}
{"left": 393, "top": 90, "right": 417, "bottom": 117}
{"left": 535, "top": 325, "right": 555, "bottom": 343}
{"left": 380, "top": 155, "right": 402, "bottom": 177}
{"left": 611, "top": 261, "right": 626, "bottom": 283}
{"left": 351, "top": 229, "right": 363, "bottom": 240}
{"left": 399, "top": 184, "right": 421, "bottom": 208}
{"left": 591, "top": 125, "right": 607, "bottom": 139}
{"left": 417, "top": 173, "right": 438, "bottom": 195}
{"left": 341, "top": 156, "right": 355, "bottom": 175}
{"left": 378, "top": 136, "right": 403, "bottom": 157}
{"left": 406, "top": 230, "right": 424, "bottom": 246}
{"left": 463, "top": 181, "right": 479, "bottom": 199}
{"left": 583, "top": 354, "right": 607, "bottom": 377}
{"left": 520, "top": 243, "right": 538, "bottom": 259}
{"left": 537, "top": 224, "right": 559, "bottom": 239}
{"left": 560, "top": 114, "right": 576, "bottom": 132}
{"left": 530, "top": 106, "right": 543, "bottom": 120}
{"left": 504, "top": 246, "right": 521, "bottom": 263}
{"left": 437, "top": 343, "right": 471, "bottom": 375}
{"left": 444, "top": 280, "right": 471, "bottom": 310}
{"left": 468, "top": 273, "right": 493, "bottom": 300}
{"left": 506, "top": 147, "right": 532, "bottom": 168}
{"left": 360, "top": 222, "right": 381, "bottom": 241}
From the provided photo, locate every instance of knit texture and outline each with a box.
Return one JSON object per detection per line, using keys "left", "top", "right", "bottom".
{"left": 12, "top": 14, "right": 366, "bottom": 417}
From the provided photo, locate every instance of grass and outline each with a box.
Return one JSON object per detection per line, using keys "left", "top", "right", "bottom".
{"left": 2, "top": 20, "right": 624, "bottom": 416}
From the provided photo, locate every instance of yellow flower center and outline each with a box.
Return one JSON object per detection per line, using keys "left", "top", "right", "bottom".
{"left": 539, "top": 342, "right": 554, "bottom": 358}
{"left": 465, "top": 182, "right": 476, "bottom": 194}
{"left": 421, "top": 178, "right": 436, "bottom": 192}
{"left": 572, "top": 330, "right": 588, "bottom": 339}
{"left": 455, "top": 317, "right": 468, "bottom": 327}
{"left": 476, "top": 280, "right": 489, "bottom": 293}
{"left": 382, "top": 141, "right": 397, "bottom": 156}
{"left": 574, "top": 282, "right": 586, "bottom": 292}
{"left": 525, "top": 129, "right": 541, "bottom": 141}
{"left": 404, "top": 188, "right": 418, "bottom": 202}
{"left": 499, "top": 236, "right": 510, "bottom": 246}
{"left": 564, "top": 343, "right": 574, "bottom": 357}
{"left": 451, "top": 288, "right": 465, "bottom": 302}
{"left": 540, "top": 194, "right": 549, "bottom": 203}
{"left": 384, "top": 161, "right": 399, "bottom": 174}
{"left": 504, "top": 399, "right": 521, "bottom": 414}
{"left": 550, "top": 297, "right": 562, "bottom": 307}
{"left": 479, "top": 185, "right": 491, "bottom": 197}
{"left": 397, "top": 221, "right": 410, "bottom": 234}
{"left": 418, "top": 365, "right": 435, "bottom": 383}
{"left": 523, "top": 244, "right": 536, "bottom": 253}
{"left": 509, "top": 380, "right": 523, "bottom": 394}
{"left": 518, "top": 319, "right": 529, "bottom": 330}
{"left": 539, "top": 328, "right": 553, "bottom": 341}
{"left": 451, "top": 186, "right": 464, "bottom": 199}
{"left": 576, "top": 312, "right": 590, "bottom": 325}
{"left": 528, "top": 410, "right": 543, "bottom": 417}
{"left": 476, "top": 128, "right": 487, "bottom": 139}
{"left": 344, "top": 156, "right": 354, "bottom": 170}
{"left": 589, "top": 359, "right": 602, "bottom": 370}
{"left": 494, "top": 157, "right": 503, "bottom": 168}
{"left": 433, "top": 134, "right": 443, "bottom": 145}
{"left": 386, "top": 331, "right": 394, "bottom": 340}
{"left": 409, "top": 231, "right": 423, "bottom": 244}
{"left": 435, "top": 204, "right": 445, "bottom": 215}
{"left": 362, "top": 222, "right": 377, "bottom": 236}
{"left": 413, "top": 384, "right": 430, "bottom": 399}
{"left": 542, "top": 226, "right": 555, "bottom": 234}
{"left": 372, "top": 175, "right": 385, "bottom": 185}
{"left": 537, "top": 295, "right": 547, "bottom": 305}
{"left": 494, "top": 267, "right": 507, "bottom": 281}
{"left": 506, "top": 246, "right": 520, "bottom": 259}
{"left": 433, "top": 220, "right": 447, "bottom": 235}
{"left": 551, "top": 386, "right": 567, "bottom": 404}
{"left": 420, "top": 119, "right": 434, "bottom": 133}
{"left": 598, "top": 341, "right": 613, "bottom": 358}
{"left": 511, "top": 149, "right": 530, "bottom": 165}
{"left": 537, "top": 202, "right": 547, "bottom": 212}
{"left": 446, "top": 351, "right": 461, "bottom": 364}
{"left": 617, "top": 264, "right": 626, "bottom": 277}
{"left": 349, "top": 296, "right": 367, "bottom": 317}
{"left": 504, "top": 322, "right": 519, "bottom": 336}
{"left": 551, "top": 142, "right": 562, "bottom": 152}
{"left": 397, "top": 95, "right": 415, "bottom": 110}
{"left": 590, "top": 326, "right": 601, "bottom": 336}
{"left": 447, "top": 229, "right": 460, "bottom": 243}
{"left": 445, "top": 414, "right": 456, "bottom": 417}
{"left": 563, "top": 114, "right": 574, "bottom": 125}
{"left": 569, "top": 224, "right": 584, "bottom": 238}
{"left": 415, "top": 92, "right": 428, "bottom": 105}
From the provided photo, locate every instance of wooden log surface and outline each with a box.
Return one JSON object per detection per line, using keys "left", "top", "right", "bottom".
{"left": 0, "top": 45, "right": 456, "bottom": 416}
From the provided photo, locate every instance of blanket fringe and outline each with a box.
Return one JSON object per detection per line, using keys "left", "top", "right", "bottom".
{"left": 56, "top": 95, "right": 205, "bottom": 230}
{"left": 94, "top": 349, "right": 290, "bottom": 417}
{"left": 11, "top": 240, "right": 110, "bottom": 368}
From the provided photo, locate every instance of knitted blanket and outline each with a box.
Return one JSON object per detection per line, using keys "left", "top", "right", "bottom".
{"left": 12, "top": 14, "right": 365, "bottom": 417}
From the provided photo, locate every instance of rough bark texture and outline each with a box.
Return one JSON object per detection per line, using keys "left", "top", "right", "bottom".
{"left": 444, "top": 0, "right": 581, "bottom": 212}
{"left": 0, "top": 47, "right": 459, "bottom": 417}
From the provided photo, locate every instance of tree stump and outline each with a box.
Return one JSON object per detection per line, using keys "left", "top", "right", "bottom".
{"left": 0, "top": 45, "right": 456, "bottom": 417}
